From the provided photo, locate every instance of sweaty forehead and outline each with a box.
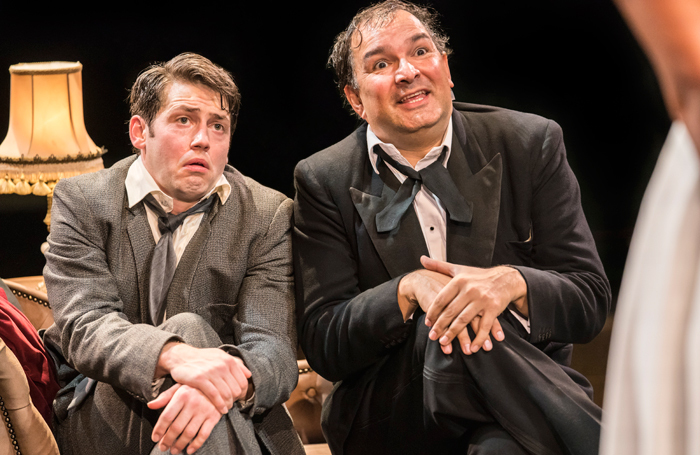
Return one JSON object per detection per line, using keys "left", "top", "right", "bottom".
{"left": 163, "top": 81, "right": 229, "bottom": 115}
{"left": 351, "top": 10, "right": 429, "bottom": 52}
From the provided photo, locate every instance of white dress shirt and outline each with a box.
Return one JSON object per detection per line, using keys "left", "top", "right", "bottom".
{"left": 368, "top": 122, "right": 452, "bottom": 262}
{"left": 601, "top": 122, "right": 700, "bottom": 455}
{"left": 125, "top": 155, "right": 231, "bottom": 265}
{"left": 367, "top": 119, "right": 529, "bottom": 332}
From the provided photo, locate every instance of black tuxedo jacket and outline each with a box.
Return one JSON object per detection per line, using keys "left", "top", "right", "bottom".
{"left": 292, "top": 102, "right": 611, "bottom": 450}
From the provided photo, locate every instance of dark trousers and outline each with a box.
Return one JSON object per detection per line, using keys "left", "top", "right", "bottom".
{"left": 341, "top": 314, "right": 601, "bottom": 455}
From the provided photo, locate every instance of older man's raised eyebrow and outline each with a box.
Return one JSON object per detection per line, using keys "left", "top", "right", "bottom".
{"left": 409, "top": 32, "right": 432, "bottom": 45}
{"left": 362, "top": 45, "right": 388, "bottom": 63}
{"left": 210, "top": 112, "right": 229, "bottom": 121}
{"left": 362, "top": 32, "right": 433, "bottom": 62}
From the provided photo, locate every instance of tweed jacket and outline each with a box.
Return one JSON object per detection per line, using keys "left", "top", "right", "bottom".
{"left": 43, "top": 155, "right": 303, "bottom": 454}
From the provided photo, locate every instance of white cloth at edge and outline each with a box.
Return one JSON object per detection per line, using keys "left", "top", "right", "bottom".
{"left": 600, "top": 121, "right": 700, "bottom": 455}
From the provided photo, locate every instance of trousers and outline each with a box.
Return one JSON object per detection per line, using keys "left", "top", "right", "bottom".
{"left": 341, "top": 313, "right": 601, "bottom": 455}
{"left": 53, "top": 313, "right": 262, "bottom": 455}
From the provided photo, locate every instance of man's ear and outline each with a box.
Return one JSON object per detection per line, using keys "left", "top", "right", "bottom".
{"left": 129, "top": 116, "right": 148, "bottom": 152}
{"left": 442, "top": 52, "right": 454, "bottom": 89}
{"left": 343, "top": 85, "right": 366, "bottom": 120}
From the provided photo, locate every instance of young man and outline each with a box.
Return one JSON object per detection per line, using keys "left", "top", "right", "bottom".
{"left": 293, "top": 2, "right": 610, "bottom": 454}
{"left": 43, "top": 53, "right": 304, "bottom": 455}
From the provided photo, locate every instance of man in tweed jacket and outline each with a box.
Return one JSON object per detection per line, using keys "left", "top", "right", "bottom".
{"left": 42, "top": 53, "right": 304, "bottom": 455}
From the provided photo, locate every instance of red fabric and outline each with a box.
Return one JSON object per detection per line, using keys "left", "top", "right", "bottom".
{"left": 0, "top": 288, "right": 59, "bottom": 427}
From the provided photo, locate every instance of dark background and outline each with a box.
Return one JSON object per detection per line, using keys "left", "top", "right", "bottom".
{"left": 0, "top": 1, "right": 671, "bottom": 312}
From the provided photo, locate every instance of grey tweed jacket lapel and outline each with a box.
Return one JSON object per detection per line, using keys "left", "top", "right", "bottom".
{"left": 166, "top": 199, "right": 223, "bottom": 318}
{"left": 125, "top": 189, "right": 227, "bottom": 323}
{"left": 125, "top": 192, "right": 156, "bottom": 324}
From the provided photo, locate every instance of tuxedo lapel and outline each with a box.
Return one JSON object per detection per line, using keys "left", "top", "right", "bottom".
{"left": 447, "top": 110, "right": 502, "bottom": 267}
{"left": 349, "top": 108, "right": 503, "bottom": 277}
{"left": 125, "top": 201, "right": 155, "bottom": 323}
{"left": 351, "top": 163, "right": 429, "bottom": 279}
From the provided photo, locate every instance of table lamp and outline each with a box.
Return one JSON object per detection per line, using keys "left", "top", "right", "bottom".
{"left": 0, "top": 61, "right": 106, "bottom": 253}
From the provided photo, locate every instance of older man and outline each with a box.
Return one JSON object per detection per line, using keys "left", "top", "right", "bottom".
{"left": 43, "top": 53, "right": 304, "bottom": 455}
{"left": 293, "top": 2, "right": 610, "bottom": 454}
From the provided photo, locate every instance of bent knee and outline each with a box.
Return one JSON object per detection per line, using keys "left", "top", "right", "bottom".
{"left": 158, "top": 313, "right": 222, "bottom": 348}
{"left": 467, "top": 424, "right": 529, "bottom": 455}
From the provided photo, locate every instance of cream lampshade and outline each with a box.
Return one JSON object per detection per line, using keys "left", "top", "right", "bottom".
{"left": 0, "top": 61, "right": 106, "bottom": 250}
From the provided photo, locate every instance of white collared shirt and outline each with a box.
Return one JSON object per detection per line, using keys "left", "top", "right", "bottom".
{"left": 367, "top": 121, "right": 453, "bottom": 262}
{"left": 125, "top": 156, "right": 231, "bottom": 265}
{"left": 367, "top": 119, "right": 529, "bottom": 332}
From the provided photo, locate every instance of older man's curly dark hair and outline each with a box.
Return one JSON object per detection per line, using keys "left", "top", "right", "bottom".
{"left": 328, "top": 0, "right": 452, "bottom": 102}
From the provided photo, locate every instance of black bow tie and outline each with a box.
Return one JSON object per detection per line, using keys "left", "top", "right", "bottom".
{"left": 374, "top": 145, "right": 472, "bottom": 233}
